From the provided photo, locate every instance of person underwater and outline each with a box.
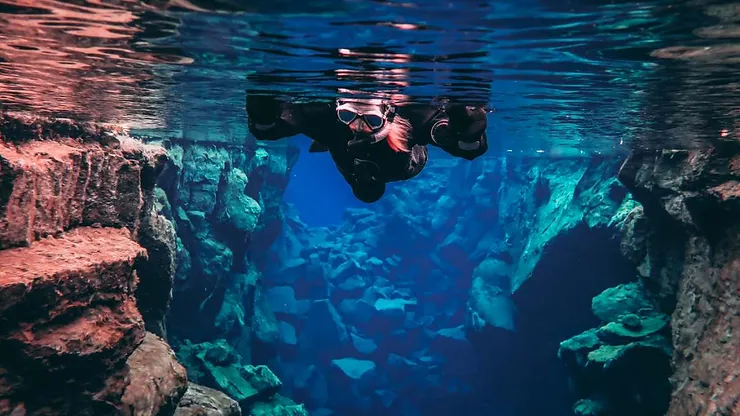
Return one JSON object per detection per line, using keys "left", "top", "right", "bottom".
{"left": 245, "top": 94, "right": 489, "bottom": 203}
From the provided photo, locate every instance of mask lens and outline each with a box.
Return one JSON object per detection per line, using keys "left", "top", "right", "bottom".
{"left": 338, "top": 109, "right": 357, "bottom": 124}
{"left": 431, "top": 120, "right": 450, "bottom": 144}
{"left": 363, "top": 114, "right": 384, "bottom": 129}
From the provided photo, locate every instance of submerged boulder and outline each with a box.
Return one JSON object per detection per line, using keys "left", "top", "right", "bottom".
{"left": 249, "top": 394, "right": 309, "bottom": 416}
{"left": 120, "top": 332, "right": 189, "bottom": 415}
{"left": 174, "top": 383, "right": 242, "bottom": 416}
{"left": 558, "top": 281, "right": 672, "bottom": 416}
{"left": 177, "top": 339, "right": 285, "bottom": 406}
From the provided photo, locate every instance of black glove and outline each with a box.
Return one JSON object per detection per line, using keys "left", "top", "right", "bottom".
{"left": 430, "top": 106, "right": 488, "bottom": 160}
{"left": 352, "top": 158, "right": 381, "bottom": 182}
{"left": 246, "top": 96, "right": 282, "bottom": 125}
{"left": 246, "top": 96, "right": 299, "bottom": 141}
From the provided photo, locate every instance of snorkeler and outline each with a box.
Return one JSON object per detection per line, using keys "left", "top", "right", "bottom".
{"left": 246, "top": 94, "right": 427, "bottom": 202}
{"left": 327, "top": 96, "right": 429, "bottom": 202}
{"left": 245, "top": 93, "right": 489, "bottom": 203}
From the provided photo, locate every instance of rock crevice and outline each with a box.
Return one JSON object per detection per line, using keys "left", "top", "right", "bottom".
{"left": 618, "top": 145, "right": 740, "bottom": 416}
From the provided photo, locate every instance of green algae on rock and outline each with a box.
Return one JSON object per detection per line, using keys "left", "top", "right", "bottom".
{"left": 618, "top": 144, "right": 740, "bottom": 416}
{"left": 175, "top": 338, "right": 304, "bottom": 412}
{"left": 558, "top": 281, "right": 672, "bottom": 416}
{"left": 249, "top": 394, "right": 309, "bottom": 416}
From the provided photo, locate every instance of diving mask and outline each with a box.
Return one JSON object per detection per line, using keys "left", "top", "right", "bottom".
{"left": 336, "top": 102, "right": 395, "bottom": 131}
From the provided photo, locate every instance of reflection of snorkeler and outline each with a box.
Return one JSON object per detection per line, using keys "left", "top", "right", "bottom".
{"left": 246, "top": 94, "right": 488, "bottom": 202}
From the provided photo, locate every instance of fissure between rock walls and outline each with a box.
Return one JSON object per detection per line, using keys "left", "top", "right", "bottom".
{"left": 1, "top": 113, "right": 738, "bottom": 416}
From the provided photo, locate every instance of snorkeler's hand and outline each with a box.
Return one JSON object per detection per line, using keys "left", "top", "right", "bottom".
{"left": 446, "top": 132, "right": 488, "bottom": 160}
{"left": 246, "top": 96, "right": 282, "bottom": 127}
{"left": 441, "top": 105, "right": 489, "bottom": 160}
{"left": 246, "top": 96, "right": 300, "bottom": 140}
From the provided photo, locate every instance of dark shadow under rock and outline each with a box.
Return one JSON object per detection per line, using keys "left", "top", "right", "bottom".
{"left": 135, "top": 192, "right": 178, "bottom": 339}
{"left": 558, "top": 281, "right": 672, "bottom": 416}
{"left": 468, "top": 224, "right": 635, "bottom": 416}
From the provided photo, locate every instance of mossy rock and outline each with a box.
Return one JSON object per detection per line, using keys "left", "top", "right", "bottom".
{"left": 573, "top": 398, "right": 610, "bottom": 416}
{"left": 177, "top": 340, "right": 282, "bottom": 406}
{"left": 214, "top": 168, "right": 262, "bottom": 234}
{"left": 248, "top": 394, "right": 309, "bottom": 416}
{"left": 558, "top": 328, "right": 602, "bottom": 369}
{"left": 591, "top": 282, "right": 657, "bottom": 323}
{"left": 586, "top": 337, "right": 671, "bottom": 371}
{"left": 596, "top": 314, "right": 669, "bottom": 345}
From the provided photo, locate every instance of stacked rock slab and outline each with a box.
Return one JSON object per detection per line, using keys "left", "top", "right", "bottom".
{"left": 617, "top": 143, "right": 740, "bottom": 415}
{"left": 0, "top": 116, "right": 188, "bottom": 415}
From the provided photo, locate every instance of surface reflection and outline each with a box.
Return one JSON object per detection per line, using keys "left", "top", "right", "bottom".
{"left": 0, "top": 0, "right": 736, "bottom": 153}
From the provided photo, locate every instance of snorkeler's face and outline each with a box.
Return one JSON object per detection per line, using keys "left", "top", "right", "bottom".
{"left": 336, "top": 101, "right": 388, "bottom": 134}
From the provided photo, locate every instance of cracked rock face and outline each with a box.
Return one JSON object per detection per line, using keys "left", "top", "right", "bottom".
{"left": 0, "top": 131, "right": 175, "bottom": 340}
{"left": 174, "top": 383, "right": 242, "bottom": 416}
{"left": 0, "top": 117, "right": 186, "bottom": 416}
{"left": 0, "top": 137, "right": 167, "bottom": 250}
{"left": 0, "top": 226, "right": 148, "bottom": 414}
{"left": 618, "top": 143, "right": 740, "bottom": 416}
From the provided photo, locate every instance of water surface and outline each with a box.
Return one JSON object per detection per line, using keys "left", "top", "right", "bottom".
{"left": 0, "top": 0, "right": 738, "bottom": 155}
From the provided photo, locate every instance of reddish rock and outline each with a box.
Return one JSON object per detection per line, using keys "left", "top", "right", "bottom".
{"left": 119, "top": 332, "right": 189, "bottom": 415}
{"left": 0, "top": 226, "right": 147, "bottom": 329}
{"left": 5, "top": 298, "right": 145, "bottom": 373}
{"left": 619, "top": 143, "right": 740, "bottom": 415}
{"left": 0, "top": 116, "right": 186, "bottom": 415}
{"left": 0, "top": 227, "right": 148, "bottom": 414}
{"left": 0, "top": 137, "right": 167, "bottom": 250}
{"left": 174, "top": 383, "right": 242, "bottom": 416}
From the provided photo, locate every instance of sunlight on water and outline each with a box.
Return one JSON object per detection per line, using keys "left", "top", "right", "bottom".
{"left": 0, "top": 0, "right": 738, "bottom": 154}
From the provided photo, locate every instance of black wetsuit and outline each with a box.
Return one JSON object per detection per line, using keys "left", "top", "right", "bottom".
{"left": 398, "top": 102, "right": 489, "bottom": 161}
{"left": 246, "top": 96, "right": 427, "bottom": 203}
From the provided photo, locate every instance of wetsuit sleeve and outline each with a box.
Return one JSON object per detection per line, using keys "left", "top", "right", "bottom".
{"left": 400, "top": 104, "right": 489, "bottom": 161}
{"left": 438, "top": 105, "right": 488, "bottom": 160}
{"left": 246, "top": 95, "right": 300, "bottom": 141}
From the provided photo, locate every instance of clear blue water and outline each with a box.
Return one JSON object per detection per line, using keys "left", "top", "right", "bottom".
{"left": 0, "top": 0, "right": 738, "bottom": 156}
{"left": 1, "top": 2, "right": 739, "bottom": 415}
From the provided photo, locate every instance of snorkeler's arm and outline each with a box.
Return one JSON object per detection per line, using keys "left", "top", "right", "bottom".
{"left": 436, "top": 130, "right": 488, "bottom": 160}
{"left": 246, "top": 95, "right": 301, "bottom": 141}
{"left": 402, "top": 103, "right": 489, "bottom": 160}
{"left": 291, "top": 102, "right": 347, "bottom": 148}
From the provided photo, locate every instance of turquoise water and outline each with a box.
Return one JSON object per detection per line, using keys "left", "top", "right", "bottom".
{"left": 0, "top": 0, "right": 738, "bottom": 155}
{"left": 1, "top": 2, "right": 739, "bottom": 416}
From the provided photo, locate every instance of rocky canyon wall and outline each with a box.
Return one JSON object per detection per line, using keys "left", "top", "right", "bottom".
{"left": 257, "top": 154, "right": 640, "bottom": 416}
{"left": 618, "top": 143, "right": 740, "bottom": 416}
{"left": 0, "top": 114, "right": 302, "bottom": 416}
{"left": 0, "top": 114, "right": 189, "bottom": 415}
{"left": 557, "top": 140, "right": 740, "bottom": 416}
{"left": 135, "top": 122, "right": 738, "bottom": 416}
{"left": 151, "top": 134, "right": 308, "bottom": 415}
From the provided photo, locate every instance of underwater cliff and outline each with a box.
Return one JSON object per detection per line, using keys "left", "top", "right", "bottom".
{"left": 0, "top": 112, "right": 738, "bottom": 416}
{"left": 0, "top": 115, "right": 305, "bottom": 416}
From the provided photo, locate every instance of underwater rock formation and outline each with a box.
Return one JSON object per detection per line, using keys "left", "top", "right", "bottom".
{"left": 0, "top": 119, "right": 177, "bottom": 338}
{"left": 151, "top": 136, "right": 306, "bottom": 412}
{"left": 618, "top": 143, "right": 740, "bottom": 415}
{"left": 558, "top": 282, "right": 673, "bottom": 416}
{"left": 175, "top": 339, "right": 306, "bottom": 415}
{"left": 156, "top": 139, "right": 297, "bottom": 349}
{"left": 0, "top": 116, "right": 189, "bottom": 415}
{"left": 174, "top": 383, "right": 241, "bottom": 416}
{"left": 262, "top": 156, "right": 636, "bottom": 415}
